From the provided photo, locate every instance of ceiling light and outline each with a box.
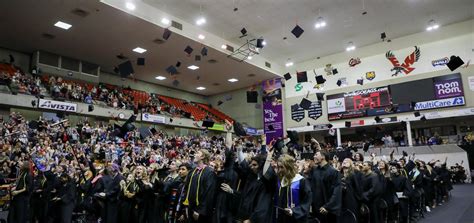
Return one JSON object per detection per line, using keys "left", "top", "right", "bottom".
{"left": 196, "top": 17, "right": 206, "bottom": 26}
{"left": 188, "top": 65, "right": 199, "bottom": 70}
{"left": 155, "top": 76, "right": 166, "bottom": 80}
{"left": 196, "top": 86, "right": 206, "bottom": 90}
{"left": 228, "top": 78, "right": 239, "bottom": 82}
{"left": 221, "top": 44, "right": 227, "bottom": 49}
{"left": 247, "top": 56, "right": 253, "bottom": 60}
{"left": 54, "top": 21, "right": 72, "bottom": 30}
{"left": 133, "top": 47, "right": 147, "bottom": 54}
{"left": 346, "top": 42, "right": 356, "bottom": 51}
{"left": 285, "top": 61, "right": 294, "bottom": 67}
{"left": 125, "top": 2, "right": 136, "bottom": 10}
{"left": 198, "top": 34, "right": 205, "bottom": 40}
{"left": 426, "top": 19, "right": 440, "bottom": 31}
{"left": 315, "top": 17, "right": 327, "bottom": 29}
{"left": 262, "top": 41, "right": 267, "bottom": 46}
{"left": 161, "top": 18, "right": 171, "bottom": 25}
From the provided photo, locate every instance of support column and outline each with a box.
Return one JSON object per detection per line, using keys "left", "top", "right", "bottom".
{"left": 336, "top": 128, "right": 342, "bottom": 147}
{"left": 406, "top": 121, "right": 413, "bottom": 147}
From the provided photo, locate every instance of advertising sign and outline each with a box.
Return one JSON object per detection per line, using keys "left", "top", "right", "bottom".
{"left": 38, "top": 99, "right": 77, "bottom": 112}
{"left": 433, "top": 77, "right": 463, "bottom": 99}
{"left": 141, "top": 113, "right": 166, "bottom": 124}
{"left": 414, "top": 96, "right": 465, "bottom": 111}
{"left": 262, "top": 79, "right": 284, "bottom": 144}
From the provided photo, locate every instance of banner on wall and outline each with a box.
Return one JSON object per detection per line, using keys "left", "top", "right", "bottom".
{"left": 262, "top": 78, "right": 284, "bottom": 144}
{"left": 414, "top": 96, "right": 465, "bottom": 111}
{"left": 433, "top": 75, "right": 463, "bottom": 99}
{"left": 38, "top": 99, "right": 77, "bottom": 112}
{"left": 291, "top": 104, "right": 305, "bottom": 122}
{"left": 308, "top": 101, "right": 323, "bottom": 120}
{"left": 142, "top": 113, "right": 166, "bottom": 124}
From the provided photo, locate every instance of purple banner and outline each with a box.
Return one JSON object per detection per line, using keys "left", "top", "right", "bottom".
{"left": 434, "top": 77, "right": 463, "bottom": 99}
{"left": 262, "top": 78, "right": 284, "bottom": 144}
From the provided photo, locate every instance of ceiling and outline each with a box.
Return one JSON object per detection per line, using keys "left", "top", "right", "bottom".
{"left": 144, "top": 0, "right": 474, "bottom": 64}
{"left": 0, "top": 0, "right": 278, "bottom": 96}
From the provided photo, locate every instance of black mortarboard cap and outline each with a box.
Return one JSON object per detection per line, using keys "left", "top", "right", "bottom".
{"left": 176, "top": 61, "right": 181, "bottom": 67}
{"left": 374, "top": 116, "right": 381, "bottom": 123}
{"left": 345, "top": 121, "right": 351, "bottom": 128}
{"left": 284, "top": 72, "right": 292, "bottom": 81}
{"left": 217, "top": 100, "right": 223, "bottom": 106}
{"left": 201, "top": 47, "right": 208, "bottom": 56}
{"left": 291, "top": 104, "right": 300, "bottom": 111}
{"left": 246, "top": 91, "right": 258, "bottom": 103}
{"left": 163, "top": 28, "right": 172, "bottom": 40}
{"left": 195, "top": 55, "right": 201, "bottom": 61}
{"left": 299, "top": 98, "right": 312, "bottom": 110}
{"left": 297, "top": 71, "right": 308, "bottom": 83}
{"left": 446, "top": 55, "right": 464, "bottom": 71}
{"left": 327, "top": 124, "right": 333, "bottom": 129}
{"left": 233, "top": 122, "right": 247, "bottom": 137}
{"left": 336, "top": 79, "right": 342, "bottom": 87}
{"left": 184, "top": 45, "right": 193, "bottom": 55}
{"left": 381, "top": 32, "right": 386, "bottom": 40}
{"left": 268, "top": 125, "right": 274, "bottom": 131}
{"left": 332, "top": 69, "right": 338, "bottom": 75}
{"left": 240, "top": 28, "right": 247, "bottom": 36}
{"left": 166, "top": 65, "right": 178, "bottom": 75}
{"left": 307, "top": 122, "right": 311, "bottom": 126}
{"left": 315, "top": 75, "right": 326, "bottom": 84}
{"left": 118, "top": 60, "right": 134, "bottom": 77}
{"left": 357, "top": 78, "right": 364, "bottom": 85}
{"left": 316, "top": 93, "right": 325, "bottom": 101}
{"left": 402, "top": 151, "right": 408, "bottom": 157}
{"left": 420, "top": 116, "right": 427, "bottom": 121}
{"left": 287, "top": 130, "right": 298, "bottom": 142}
{"left": 172, "top": 80, "right": 179, "bottom": 87}
{"left": 291, "top": 25, "right": 304, "bottom": 38}
{"left": 137, "top": 58, "right": 145, "bottom": 66}
{"left": 414, "top": 111, "right": 421, "bottom": 117}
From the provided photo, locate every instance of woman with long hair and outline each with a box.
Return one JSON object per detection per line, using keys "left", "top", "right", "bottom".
{"left": 264, "top": 147, "right": 312, "bottom": 223}
{"left": 339, "top": 158, "right": 362, "bottom": 222}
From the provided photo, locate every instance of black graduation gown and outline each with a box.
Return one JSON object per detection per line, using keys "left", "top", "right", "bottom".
{"left": 339, "top": 171, "right": 362, "bottom": 223}
{"left": 421, "top": 169, "right": 436, "bottom": 204}
{"left": 104, "top": 173, "right": 124, "bottom": 223}
{"left": 184, "top": 166, "right": 217, "bottom": 223}
{"left": 118, "top": 180, "right": 140, "bottom": 223}
{"left": 361, "top": 172, "right": 383, "bottom": 223}
{"left": 163, "top": 175, "right": 183, "bottom": 223}
{"left": 213, "top": 168, "right": 238, "bottom": 223}
{"left": 307, "top": 163, "right": 342, "bottom": 223}
{"left": 135, "top": 179, "right": 153, "bottom": 223}
{"left": 54, "top": 181, "right": 76, "bottom": 223}
{"left": 8, "top": 171, "right": 33, "bottom": 223}
{"left": 234, "top": 160, "right": 272, "bottom": 223}
{"left": 30, "top": 173, "right": 49, "bottom": 223}
{"left": 391, "top": 174, "right": 414, "bottom": 221}
{"left": 264, "top": 167, "right": 312, "bottom": 223}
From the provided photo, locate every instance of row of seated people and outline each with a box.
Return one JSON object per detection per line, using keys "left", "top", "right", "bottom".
{"left": 0, "top": 63, "right": 230, "bottom": 123}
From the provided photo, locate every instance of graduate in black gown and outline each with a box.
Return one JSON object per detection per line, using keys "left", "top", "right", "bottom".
{"left": 118, "top": 172, "right": 140, "bottom": 223}
{"left": 339, "top": 158, "right": 362, "bottom": 223}
{"left": 308, "top": 150, "right": 342, "bottom": 223}
{"left": 213, "top": 149, "right": 239, "bottom": 223}
{"left": 162, "top": 161, "right": 183, "bottom": 223}
{"left": 360, "top": 161, "right": 383, "bottom": 223}
{"left": 389, "top": 163, "right": 413, "bottom": 223}
{"left": 30, "top": 169, "right": 50, "bottom": 223}
{"left": 8, "top": 160, "right": 33, "bottom": 223}
{"left": 232, "top": 150, "right": 272, "bottom": 223}
{"left": 51, "top": 173, "right": 76, "bottom": 223}
{"left": 183, "top": 149, "right": 217, "bottom": 223}
{"left": 100, "top": 165, "right": 123, "bottom": 223}
{"left": 175, "top": 163, "right": 191, "bottom": 223}
{"left": 263, "top": 146, "right": 312, "bottom": 223}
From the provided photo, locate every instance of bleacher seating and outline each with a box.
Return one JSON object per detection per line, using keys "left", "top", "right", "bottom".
{"left": 158, "top": 95, "right": 208, "bottom": 121}
{"left": 196, "top": 103, "right": 233, "bottom": 123}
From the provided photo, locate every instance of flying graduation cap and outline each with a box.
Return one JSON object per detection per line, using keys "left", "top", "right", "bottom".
{"left": 184, "top": 45, "right": 194, "bottom": 55}
{"left": 284, "top": 72, "right": 292, "bottom": 81}
{"left": 291, "top": 25, "right": 304, "bottom": 38}
{"left": 296, "top": 71, "right": 308, "bottom": 83}
{"left": 316, "top": 93, "right": 325, "bottom": 101}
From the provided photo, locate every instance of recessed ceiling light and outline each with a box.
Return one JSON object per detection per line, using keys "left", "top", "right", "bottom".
{"left": 54, "top": 21, "right": 72, "bottom": 30}
{"left": 198, "top": 34, "right": 205, "bottom": 40}
{"left": 188, "top": 65, "right": 199, "bottom": 70}
{"left": 315, "top": 16, "right": 327, "bottom": 29}
{"left": 285, "top": 61, "right": 294, "bottom": 67}
{"left": 133, "top": 47, "right": 147, "bottom": 54}
{"left": 155, "top": 76, "right": 166, "bottom": 80}
{"left": 247, "top": 56, "right": 253, "bottom": 60}
{"left": 262, "top": 41, "right": 267, "bottom": 46}
{"left": 228, "top": 78, "right": 239, "bottom": 82}
{"left": 426, "top": 19, "right": 440, "bottom": 31}
{"left": 161, "top": 18, "right": 171, "bottom": 25}
{"left": 196, "top": 86, "right": 206, "bottom": 90}
{"left": 196, "top": 17, "right": 206, "bottom": 26}
{"left": 221, "top": 44, "right": 227, "bottom": 49}
{"left": 125, "top": 2, "right": 136, "bottom": 10}
{"left": 345, "top": 42, "right": 356, "bottom": 51}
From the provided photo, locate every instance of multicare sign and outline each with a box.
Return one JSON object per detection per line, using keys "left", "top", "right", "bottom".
{"left": 39, "top": 99, "right": 77, "bottom": 112}
{"left": 142, "top": 113, "right": 166, "bottom": 124}
{"left": 414, "top": 96, "right": 465, "bottom": 111}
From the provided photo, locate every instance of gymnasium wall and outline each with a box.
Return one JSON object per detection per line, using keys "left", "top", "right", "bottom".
{"left": 0, "top": 47, "right": 31, "bottom": 72}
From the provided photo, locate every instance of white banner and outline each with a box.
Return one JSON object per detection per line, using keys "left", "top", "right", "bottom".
{"left": 414, "top": 96, "right": 465, "bottom": 111}
{"left": 327, "top": 97, "right": 346, "bottom": 114}
{"left": 141, "top": 113, "right": 166, "bottom": 124}
{"left": 38, "top": 99, "right": 77, "bottom": 112}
